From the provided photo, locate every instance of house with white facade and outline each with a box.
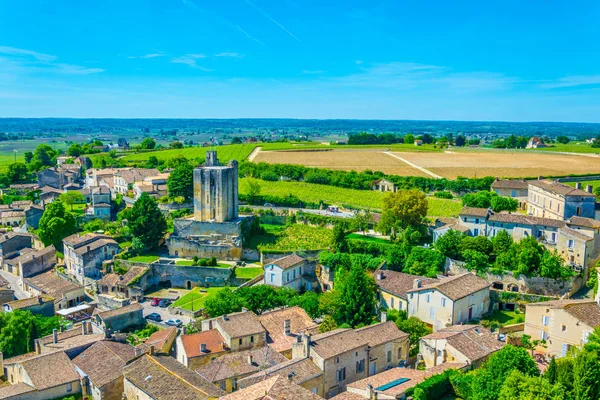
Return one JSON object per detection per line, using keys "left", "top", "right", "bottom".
{"left": 63, "top": 233, "right": 120, "bottom": 283}
{"left": 406, "top": 273, "right": 491, "bottom": 331}
{"left": 263, "top": 254, "right": 315, "bottom": 292}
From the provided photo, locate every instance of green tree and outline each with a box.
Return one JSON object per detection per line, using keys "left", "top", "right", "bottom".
{"left": 404, "top": 133, "right": 415, "bottom": 144}
{"left": 246, "top": 179, "right": 262, "bottom": 203}
{"left": 556, "top": 136, "right": 570, "bottom": 144}
{"left": 471, "top": 345, "right": 539, "bottom": 400}
{"left": 540, "top": 250, "right": 573, "bottom": 280}
{"left": 404, "top": 247, "right": 445, "bottom": 277}
{"left": 169, "top": 141, "right": 184, "bottom": 149}
{"left": 492, "top": 229, "right": 513, "bottom": 255}
{"left": 37, "top": 200, "right": 77, "bottom": 248}
{"left": 231, "top": 137, "right": 243, "bottom": 144}
{"left": 140, "top": 138, "right": 156, "bottom": 149}
{"left": 498, "top": 370, "right": 565, "bottom": 400}
{"left": 128, "top": 193, "right": 167, "bottom": 249}
{"left": 204, "top": 288, "right": 243, "bottom": 317}
{"left": 463, "top": 249, "right": 491, "bottom": 274}
{"left": 0, "top": 311, "right": 64, "bottom": 358}
{"left": 30, "top": 144, "right": 57, "bottom": 171}
{"left": 490, "top": 196, "right": 518, "bottom": 212}
{"left": 455, "top": 135, "right": 466, "bottom": 147}
{"left": 336, "top": 264, "right": 377, "bottom": 327}
{"left": 434, "top": 229, "right": 465, "bottom": 260}
{"left": 545, "top": 356, "right": 558, "bottom": 384}
{"left": 378, "top": 189, "right": 428, "bottom": 233}
{"left": 24, "top": 151, "right": 33, "bottom": 164}
{"left": 67, "top": 143, "right": 83, "bottom": 156}
{"left": 396, "top": 316, "right": 432, "bottom": 350}
{"left": 573, "top": 349, "right": 600, "bottom": 400}
{"left": 58, "top": 191, "right": 84, "bottom": 211}
{"left": 555, "top": 356, "right": 574, "bottom": 395}
{"left": 6, "top": 162, "right": 29, "bottom": 183}
{"left": 288, "top": 291, "right": 320, "bottom": 318}
{"left": 332, "top": 223, "right": 348, "bottom": 252}
{"left": 318, "top": 315, "right": 338, "bottom": 333}
{"left": 460, "top": 236, "right": 494, "bottom": 257}
{"left": 167, "top": 163, "right": 194, "bottom": 200}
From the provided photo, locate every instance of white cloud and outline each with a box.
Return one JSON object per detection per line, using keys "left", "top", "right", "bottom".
{"left": 215, "top": 52, "right": 243, "bottom": 58}
{"left": 301, "top": 70, "right": 326, "bottom": 75}
{"left": 127, "top": 53, "right": 165, "bottom": 59}
{"left": 540, "top": 75, "right": 600, "bottom": 89}
{"left": 0, "top": 46, "right": 56, "bottom": 62}
{"left": 170, "top": 54, "right": 212, "bottom": 71}
{"left": 0, "top": 45, "right": 104, "bottom": 75}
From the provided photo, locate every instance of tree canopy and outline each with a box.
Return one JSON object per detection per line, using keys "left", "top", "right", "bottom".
{"left": 128, "top": 193, "right": 167, "bottom": 250}
{"left": 378, "top": 189, "right": 428, "bottom": 233}
{"left": 37, "top": 200, "right": 77, "bottom": 248}
{"left": 167, "top": 162, "right": 194, "bottom": 200}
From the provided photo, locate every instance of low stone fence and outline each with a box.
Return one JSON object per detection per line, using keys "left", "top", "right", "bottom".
{"left": 446, "top": 258, "right": 583, "bottom": 297}
{"left": 499, "top": 323, "right": 525, "bottom": 334}
{"left": 235, "top": 273, "right": 264, "bottom": 290}
{"left": 158, "top": 201, "right": 193, "bottom": 212}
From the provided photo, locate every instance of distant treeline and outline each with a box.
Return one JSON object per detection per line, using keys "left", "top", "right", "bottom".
{"left": 239, "top": 161, "right": 495, "bottom": 193}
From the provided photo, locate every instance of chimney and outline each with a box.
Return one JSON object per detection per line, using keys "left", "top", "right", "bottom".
{"left": 37, "top": 296, "right": 43, "bottom": 304}
{"left": 413, "top": 279, "right": 422, "bottom": 289}
{"left": 377, "top": 271, "right": 384, "bottom": 280}
{"left": 181, "top": 326, "right": 187, "bottom": 335}
{"left": 149, "top": 345, "right": 155, "bottom": 355}
{"left": 52, "top": 329, "right": 58, "bottom": 344}
{"left": 303, "top": 333, "right": 311, "bottom": 357}
{"left": 82, "top": 322, "right": 87, "bottom": 335}
{"left": 380, "top": 311, "right": 387, "bottom": 323}
{"left": 283, "top": 319, "right": 291, "bottom": 336}
{"left": 34, "top": 339, "right": 41, "bottom": 354}
{"left": 367, "top": 384, "right": 374, "bottom": 399}
{"left": 105, "top": 329, "right": 112, "bottom": 339}
{"left": 495, "top": 177, "right": 499, "bottom": 181}
{"left": 247, "top": 354, "right": 254, "bottom": 365}
{"left": 586, "top": 185, "right": 593, "bottom": 194}
{"left": 538, "top": 176, "right": 543, "bottom": 180}
{"left": 200, "top": 343, "right": 207, "bottom": 353}
{"left": 87, "top": 245, "right": 90, "bottom": 252}
{"left": 576, "top": 182, "right": 582, "bottom": 190}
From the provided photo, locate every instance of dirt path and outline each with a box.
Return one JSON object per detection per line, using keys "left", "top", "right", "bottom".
{"left": 383, "top": 151, "right": 443, "bottom": 179}
{"left": 247, "top": 146, "right": 262, "bottom": 162}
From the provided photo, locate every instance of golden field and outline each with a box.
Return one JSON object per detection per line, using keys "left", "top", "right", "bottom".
{"left": 253, "top": 150, "right": 429, "bottom": 177}
{"left": 393, "top": 151, "right": 600, "bottom": 179}
{"left": 252, "top": 148, "right": 600, "bottom": 179}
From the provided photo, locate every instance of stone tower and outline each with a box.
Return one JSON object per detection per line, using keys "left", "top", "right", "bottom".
{"left": 193, "top": 151, "right": 238, "bottom": 222}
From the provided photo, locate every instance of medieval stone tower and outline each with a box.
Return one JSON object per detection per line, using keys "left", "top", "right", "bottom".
{"left": 193, "top": 151, "right": 238, "bottom": 222}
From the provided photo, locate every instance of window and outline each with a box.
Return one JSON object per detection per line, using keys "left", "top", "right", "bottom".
{"left": 66, "top": 382, "right": 72, "bottom": 393}
{"left": 512, "top": 190, "right": 516, "bottom": 197}
{"left": 441, "top": 298, "right": 446, "bottom": 307}
{"left": 239, "top": 338, "right": 243, "bottom": 345}
{"left": 541, "top": 330, "right": 549, "bottom": 341}
{"left": 475, "top": 218, "right": 480, "bottom": 224}
{"left": 336, "top": 356, "right": 340, "bottom": 364}
{"left": 356, "top": 359, "right": 365, "bottom": 373}
{"left": 337, "top": 367, "right": 346, "bottom": 382}
{"left": 577, "top": 207, "right": 582, "bottom": 216}
{"left": 458, "top": 311, "right": 462, "bottom": 322}
{"left": 391, "top": 297, "right": 395, "bottom": 308}
{"left": 426, "top": 294, "right": 430, "bottom": 303}
{"left": 250, "top": 336, "right": 254, "bottom": 343}
{"left": 299, "top": 266, "right": 302, "bottom": 275}
{"left": 568, "top": 240, "right": 574, "bottom": 248}
{"left": 542, "top": 315, "right": 550, "bottom": 326}
{"left": 430, "top": 308, "right": 435, "bottom": 318}
{"left": 474, "top": 228, "right": 479, "bottom": 236}
{"left": 232, "top": 378, "right": 238, "bottom": 391}
{"left": 561, "top": 325, "right": 567, "bottom": 332}
{"left": 584, "top": 331, "right": 591, "bottom": 343}
{"left": 270, "top": 273, "right": 274, "bottom": 283}
{"left": 286, "top": 272, "right": 290, "bottom": 282}
{"left": 387, "top": 350, "right": 392, "bottom": 363}
{"left": 220, "top": 381, "right": 226, "bottom": 390}
{"left": 293, "top": 270, "right": 296, "bottom": 279}
{"left": 398, "top": 348, "right": 403, "bottom": 360}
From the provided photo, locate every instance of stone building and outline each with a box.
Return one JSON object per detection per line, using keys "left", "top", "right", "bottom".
{"left": 22, "top": 269, "right": 85, "bottom": 311}
{"left": 263, "top": 254, "right": 316, "bottom": 292}
{"left": 419, "top": 325, "right": 504, "bottom": 369}
{"left": 4, "top": 245, "right": 57, "bottom": 279}
{"left": 0, "top": 232, "right": 33, "bottom": 268}
{"left": 37, "top": 165, "right": 82, "bottom": 189}
{"left": 491, "top": 178, "right": 529, "bottom": 209}
{"left": 168, "top": 151, "right": 254, "bottom": 261}
{"left": 528, "top": 179, "right": 595, "bottom": 220}
{"left": 93, "top": 302, "right": 144, "bottom": 332}
{"left": 373, "top": 269, "right": 436, "bottom": 313}
{"left": 2, "top": 295, "right": 55, "bottom": 316}
{"left": 63, "top": 233, "right": 120, "bottom": 283}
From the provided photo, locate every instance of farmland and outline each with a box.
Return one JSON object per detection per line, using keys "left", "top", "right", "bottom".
{"left": 239, "top": 178, "right": 463, "bottom": 216}
{"left": 89, "top": 143, "right": 257, "bottom": 166}
{"left": 252, "top": 150, "right": 429, "bottom": 176}
{"left": 249, "top": 223, "right": 333, "bottom": 252}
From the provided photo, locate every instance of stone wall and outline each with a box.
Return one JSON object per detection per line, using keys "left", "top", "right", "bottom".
{"left": 118, "top": 260, "right": 234, "bottom": 289}
{"left": 446, "top": 258, "right": 583, "bottom": 297}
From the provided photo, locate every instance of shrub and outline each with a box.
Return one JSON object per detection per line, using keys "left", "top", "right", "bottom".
{"left": 434, "top": 191, "right": 453, "bottom": 199}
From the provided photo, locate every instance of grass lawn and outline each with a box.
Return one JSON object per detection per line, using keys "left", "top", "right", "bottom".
{"left": 482, "top": 309, "right": 525, "bottom": 326}
{"left": 525, "top": 141, "right": 600, "bottom": 154}
{"left": 346, "top": 233, "right": 391, "bottom": 244}
{"left": 119, "top": 241, "right": 132, "bottom": 249}
{"left": 239, "top": 178, "right": 462, "bottom": 216}
{"left": 129, "top": 255, "right": 160, "bottom": 263}
{"left": 235, "top": 267, "right": 263, "bottom": 279}
{"left": 171, "top": 286, "right": 233, "bottom": 311}
{"left": 70, "top": 203, "right": 87, "bottom": 216}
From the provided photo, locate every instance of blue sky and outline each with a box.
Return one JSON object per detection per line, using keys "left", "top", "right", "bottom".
{"left": 1, "top": 0, "right": 600, "bottom": 121}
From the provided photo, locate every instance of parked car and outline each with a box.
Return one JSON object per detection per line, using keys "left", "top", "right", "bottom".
{"left": 145, "top": 313, "right": 161, "bottom": 322}
{"left": 158, "top": 299, "right": 171, "bottom": 308}
{"left": 165, "top": 319, "right": 182, "bottom": 327}
{"left": 150, "top": 298, "right": 161, "bottom": 306}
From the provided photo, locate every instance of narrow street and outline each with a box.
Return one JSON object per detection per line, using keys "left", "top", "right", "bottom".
{"left": 0, "top": 270, "right": 30, "bottom": 300}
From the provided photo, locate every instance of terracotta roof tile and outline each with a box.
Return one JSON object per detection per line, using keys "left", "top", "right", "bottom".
{"left": 373, "top": 270, "right": 436, "bottom": 299}
{"left": 180, "top": 329, "right": 226, "bottom": 358}
{"left": 73, "top": 340, "right": 138, "bottom": 388}
{"left": 568, "top": 216, "right": 600, "bottom": 229}
{"left": 195, "top": 346, "right": 287, "bottom": 382}
{"left": 239, "top": 358, "right": 322, "bottom": 388}
{"left": 21, "top": 351, "right": 81, "bottom": 390}
{"left": 529, "top": 180, "right": 595, "bottom": 197}
{"left": 407, "top": 273, "right": 490, "bottom": 301}
{"left": 422, "top": 325, "right": 504, "bottom": 363}
{"left": 23, "top": 269, "right": 81, "bottom": 304}
{"left": 123, "top": 354, "right": 226, "bottom": 399}
{"left": 491, "top": 179, "right": 529, "bottom": 190}
{"left": 258, "top": 307, "right": 319, "bottom": 353}
{"left": 529, "top": 299, "right": 600, "bottom": 329}
{"left": 94, "top": 302, "right": 143, "bottom": 320}
{"left": 268, "top": 254, "right": 306, "bottom": 270}
{"left": 220, "top": 375, "right": 321, "bottom": 400}
{"left": 216, "top": 311, "right": 266, "bottom": 339}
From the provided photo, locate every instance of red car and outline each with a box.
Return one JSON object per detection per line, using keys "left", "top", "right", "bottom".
{"left": 150, "top": 298, "right": 161, "bottom": 306}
